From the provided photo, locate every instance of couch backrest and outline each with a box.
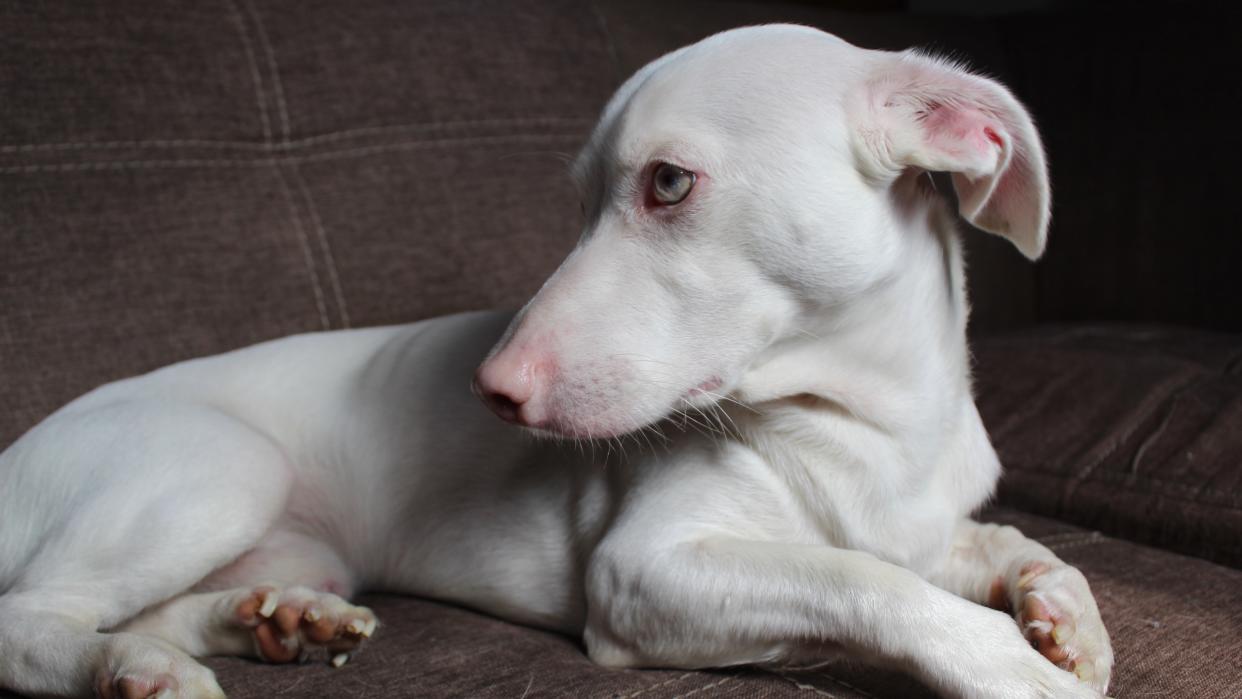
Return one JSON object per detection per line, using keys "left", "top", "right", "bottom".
{"left": 3, "top": 1, "right": 1237, "bottom": 447}
{"left": 2, "top": 0, "right": 618, "bottom": 446}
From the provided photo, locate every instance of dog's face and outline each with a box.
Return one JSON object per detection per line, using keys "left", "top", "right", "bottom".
{"left": 475, "top": 25, "right": 1049, "bottom": 438}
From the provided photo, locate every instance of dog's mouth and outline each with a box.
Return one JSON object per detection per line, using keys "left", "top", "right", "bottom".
{"left": 683, "top": 375, "right": 723, "bottom": 401}
{"left": 516, "top": 374, "right": 730, "bottom": 443}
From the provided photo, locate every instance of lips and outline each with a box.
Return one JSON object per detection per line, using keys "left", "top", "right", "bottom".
{"left": 685, "top": 375, "right": 723, "bottom": 398}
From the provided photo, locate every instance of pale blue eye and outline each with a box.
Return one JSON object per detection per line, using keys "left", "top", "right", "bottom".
{"left": 652, "top": 163, "right": 696, "bottom": 205}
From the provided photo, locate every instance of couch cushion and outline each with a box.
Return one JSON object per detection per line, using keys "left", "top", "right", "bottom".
{"left": 973, "top": 324, "right": 1242, "bottom": 568}
{"left": 1, "top": 509, "right": 1236, "bottom": 697}
{"left": 182, "top": 507, "right": 1242, "bottom": 698}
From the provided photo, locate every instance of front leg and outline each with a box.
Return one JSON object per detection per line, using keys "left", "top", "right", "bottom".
{"left": 927, "top": 519, "right": 1113, "bottom": 693}
{"left": 585, "top": 534, "right": 1101, "bottom": 699}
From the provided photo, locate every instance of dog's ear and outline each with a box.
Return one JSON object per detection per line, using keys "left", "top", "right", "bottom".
{"left": 851, "top": 51, "right": 1050, "bottom": 259}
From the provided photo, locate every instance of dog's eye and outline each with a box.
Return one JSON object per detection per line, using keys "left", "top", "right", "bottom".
{"left": 650, "top": 163, "right": 696, "bottom": 206}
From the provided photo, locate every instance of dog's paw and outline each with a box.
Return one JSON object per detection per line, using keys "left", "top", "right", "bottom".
{"left": 928, "top": 607, "right": 1103, "bottom": 699}
{"left": 1009, "top": 561, "right": 1113, "bottom": 693}
{"left": 999, "top": 642, "right": 1105, "bottom": 699}
{"left": 234, "top": 585, "right": 378, "bottom": 666}
{"left": 95, "top": 633, "right": 225, "bottom": 699}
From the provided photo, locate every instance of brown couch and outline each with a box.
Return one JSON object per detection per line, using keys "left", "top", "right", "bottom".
{"left": 3, "top": 1, "right": 1240, "bottom": 697}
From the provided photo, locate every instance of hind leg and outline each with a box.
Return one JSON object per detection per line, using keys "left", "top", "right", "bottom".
{"left": 123, "top": 531, "right": 377, "bottom": 666}
{"left": 0, "top": 402, "right": 293, "bottom": 697}
{"left": 0, "top": 592, "right": 225, "bottom": 699}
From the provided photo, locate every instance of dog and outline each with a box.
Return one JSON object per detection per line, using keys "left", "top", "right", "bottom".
{"left": 0, "top": 24, "right": 1112, "bottom": 699}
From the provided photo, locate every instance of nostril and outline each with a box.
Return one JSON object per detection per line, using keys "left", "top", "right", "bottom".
{"left": 474, "top": 368, "right": 528, "bottom": 425}
{"left": 485, "top": 389, "right": 523, "bottom": 423}
{"left": 474, "top": 357, "right": 543, "bottom": 427}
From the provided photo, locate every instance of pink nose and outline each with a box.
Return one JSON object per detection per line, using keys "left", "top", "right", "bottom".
{"left": 473, "top": 351, "right": 546, "bottom": 427}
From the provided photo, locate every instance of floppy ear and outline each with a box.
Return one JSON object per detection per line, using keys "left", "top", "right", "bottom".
{"left": 851, "top": 51, "right": 1050, "bottom": 259}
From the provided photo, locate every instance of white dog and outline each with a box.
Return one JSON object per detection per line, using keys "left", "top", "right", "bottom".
{"left": 0, "top": 25, "right": 1112, "bottom": 699}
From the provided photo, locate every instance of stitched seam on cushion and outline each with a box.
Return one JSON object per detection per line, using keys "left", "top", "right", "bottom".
{"left": 241, "top": 0, "right": 290, "bottom": 144}
{"left": 221, "top": 0, "right": 272, "bottom": 143}
{"left": 618, "top": 672, "right": 695, "bottom": 698}
{"left": 221, "top": 0, "right": 330, "bottom": 330}
{"left": 289, "top": 164, "right": 350, "bottom": 328}
{"left": 271, "top": 162, "right": 331, "bottom": 330}
{"left": 0, "top": 159, "right": 272, "bottom": 173}
{"left": 1061, "top": 370, "right": 1203, "bottom": 503}
{"left": 1126, "top": 375, "right": 1206, "bottom": 477}
{"left": 0, "top": 133, "right": 584, "bottom": 173}
{"left": 247, "top": 10, "right": 330, "bottom": 330}
{"left": 0, "top": 117, "right": 595, "bottom": 153}
{"left": 1038, "top": 533, "right": 1097, "bottom": 548}
{"left": 223, "top": 0, "right": 329, "bottom": 330}
{"left": 1045, "top": 534, "right": 1106, "bottom": 552}
{"left": 767, "top": 670, "right": 843, "bottom": 698}
{"left": 1033, "top": 532, "right": 1096, "bottom": 547}
{"left": 292, "top": 134, "right": 579, "bottom": 164}
{"left": 991, "top": 366, "right": 1209, "bottom": 517}
{"left": 986, "top": 367, "right": 1080, "bottom": 445}
{"left": 242, "top": 0, "right": 348, "bottom": 329}
{"left": 677, "top": 676, "right": 735, "bottom": 697}
{"left": 277, "top": 117, "right": 593, "bottom": 148}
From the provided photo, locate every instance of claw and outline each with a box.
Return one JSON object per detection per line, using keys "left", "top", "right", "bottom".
{"left": 258, "top": 591, "right": 278, "bottom": 618}
{"left": 1075, "top": 663, "right": 1094, "bottom": 684}
{"left": 1052, "top": 623, "right": 1074, "bottom": 645}
{"left": 240, "top": 586, "right": 377, "bottom": 667}
{"left": 1017, "top": 561, "right": 1050, "bottom": 590}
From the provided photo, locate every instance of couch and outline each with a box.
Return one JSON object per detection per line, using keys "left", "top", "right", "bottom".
{"left": 3, "top": 1, "right": 1240, "bottom": 697}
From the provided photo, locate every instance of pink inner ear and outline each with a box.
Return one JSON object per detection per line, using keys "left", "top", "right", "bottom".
{"left": 866, "top": 52, "right": 1050, "bottom": 257}
{"left": 923, "top": 105, "right": 1005, "bottom": 175}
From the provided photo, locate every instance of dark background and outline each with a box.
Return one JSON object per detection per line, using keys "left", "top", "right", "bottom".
{"left": 608, "top": 0, "right": 1242, "bottom": 333}
{"left": 922, "top": 0, "right": 1242, "bottom": 333}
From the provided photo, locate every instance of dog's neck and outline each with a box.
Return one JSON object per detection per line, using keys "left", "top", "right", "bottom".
{"left": 733, "top": 180, "right": 995, "bottom": 490}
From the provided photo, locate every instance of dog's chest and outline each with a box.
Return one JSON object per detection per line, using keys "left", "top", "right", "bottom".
{"left": 741, "top": 411, "right": 973, "bottom": 574}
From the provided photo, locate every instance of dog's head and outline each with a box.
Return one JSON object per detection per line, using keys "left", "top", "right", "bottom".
{"left": 475, "top": 25, "right": 1049, "bottom": 439}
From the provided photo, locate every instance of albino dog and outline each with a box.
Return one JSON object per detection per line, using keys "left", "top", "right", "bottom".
{"left": 0, "top": 24, "right": 1113, "bottom": 699}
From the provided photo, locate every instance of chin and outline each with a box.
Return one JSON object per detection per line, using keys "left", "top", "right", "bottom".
{"left": 528, "top": 402, "right": 672, "bottom": 442}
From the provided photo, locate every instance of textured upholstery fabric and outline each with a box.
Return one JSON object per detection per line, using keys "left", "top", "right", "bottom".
{"left": 1, "top": 0, "right": 608, "bottom": 449}
{"left": 976, "top": 325, "right": 1242, "bottom": 569}
{"left": 2, "top": 1, "right": 1240, "bottom": 698}
{"left": 191, "top": 508, "right": 1242, "bottom": 698}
